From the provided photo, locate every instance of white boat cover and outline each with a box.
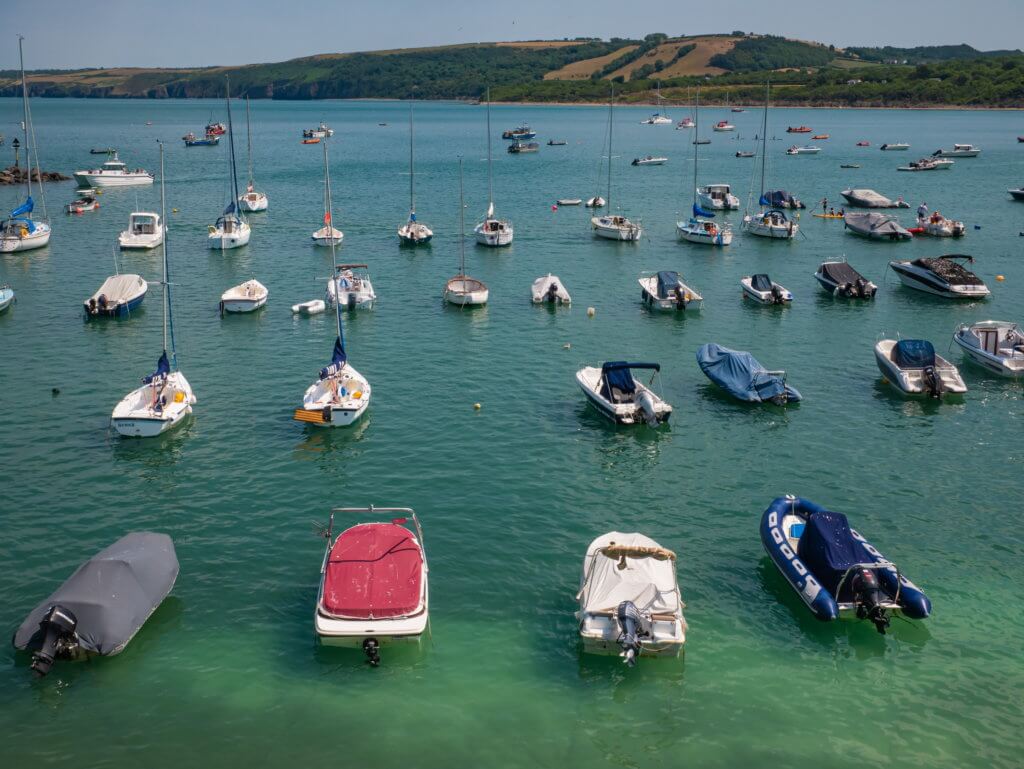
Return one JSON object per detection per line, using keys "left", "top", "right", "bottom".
{"left": 89, "top": 274, "right": 146, "bottom": 303}
{"left": 579, "top": 532, "right": 680, "bottom": 615}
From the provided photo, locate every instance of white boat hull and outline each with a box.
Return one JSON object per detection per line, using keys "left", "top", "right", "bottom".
{"left": 398, "top": 222, "right": 433, "bottom": 245}
{"left": 74, "top": 172, "right": 153, "bottom": 187}
{"left": 743, "top": 216, "right": 798, "bottom": 239}
{"left": 208, "top": 222, "right": 251, "bottom": 249}
{"left": 0, "top": 223, "right": 51, "bottom": 253}
{"left": 576, "top": 367, "right": 671, "bottom": 425}
{"left": 300, "top": 366, "right": 371, "bottom": 427}
{"left": 953, "top": 323, "right": 1024, "bottom": 378}
{"left": 292, "top": 299, "right": 326, "bottom": 316}
{"left": 238, "top": 192, "right": 268, "bottom": 212}
{"left": 111, "top": 371, "right": 196, "bottom": 438}
{"left": 312, "top": 226, "right": 344, "bottom": 247}
{"left": 531, "top": 274, "right": 571, "bottom": 305}
{"left": 591, "top": 217, "right": 641, "bottom": 241}
{"left": 676, "top": 220, "right": 732, "bottom": 246}
{"left": 874, "top": 340, "right": 967, "bottom": 396}
{"left": 118, "top": 229, "right": 164, "bottom": 250}
{"left": 474, "top": 220, "right": 513, "bottom": 246}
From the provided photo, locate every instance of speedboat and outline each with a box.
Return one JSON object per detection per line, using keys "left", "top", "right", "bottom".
{"left": 875, "top": 338, "right": 967, "bottom": 397}
{"left": 585, "top": 196, "right": 606, "bottom": 208}
{"left": 208, "top": 212, "right": 250, "bottom": 249}
{"left": 641, "top": 113, "right": 673, "bottom": 125}
{"left": 713, "top": 120, "right": 735, "bottom": 132}
{"left": 760, "top": 496, "right": 930, "bottom": 633}
{"left": 576, "top": 362, "right": 671, "bottom": 426}
{"left": 930, "top": 158, "right": 955, "bottom": 169}
{"left": 676, "top": 215, "right": 732, "bottom": 246}
{"left": 933, "top": 143, "right": 980, "bottom": 158}
{"left": 632, "top": 155, "right": 667, "bottom": 166}
{"left": 814, "top": 260, "right": 877, "bottom": 298}
{"left": 786, "top": 145, "right": 821, "bottom": 155}
{"left": 326, "top": 264, "right": 376, "bottom": 310}
{"left": 118, "top": 211, "right": 163, "bottom": 250}
{"left": 761, "top": 190, "right": 804, "bottom": 209}
{"left": 84, "top": 274, "right": 147, "bottom": 318}
{"left": 575, "top": 532, "right": 687, "bottom": 666}
{"left": 844, "top": 212, "right": 912, "bottom": 241}
{"left": 741, "top": 273, "right": 793, "bottom": 305}
{"left": 840, "top": 189, "right": 909, "bottom": 208}
{"left": 735, "top": 151, "right": 755, "bottom": 158}
{"left": 508, "top": 141, "right": 540, "bottom": 154}
{"left": 591, "top": 214, "right": 642, "bottom": 241}
{"left": 953, "top": 321, "right": 1024, "bottom": 378}
{"left": 502, "top": 124, "right": 536, "bottom": 139}
{"left": 889, "top": 255, "right": 989, "bottom": 298}
{"left": 1009, "top": 187, "right": 1024, "bottom": 201}
{"left": 73, "top": 152, "right": 153, "bottom": 187}
{"left": 292, "top": 299, "right": 327, "bottom": 316}
{"left": 65, "top": 193, "right": 99, "bottom": 214}
{"left": 897, "top": 158, "right": 942, "bottom": 172}
{"left": 914, "top": 212, "right": 965, "bottom": 237}
{"left": 220, "top": 279, "right": 268, "bottom": 313}
{"left": 786, "top": 126, "right": 812, "bottom": 133}
{"left": 639, "top": 270, "right": 701, "bottom": 311}
{"left": 676, "top": 117, "right": 695, "bottom": 130}
{"left": 183, "top": 132, "right": 219, "bottom": 147}
{"left": 303, "top": 123, "right": 334, "bottom": 139}
{"left": 743, "top": 208, "right": 798, "bottom": 239}
{"left": 12, "top": 532, "right": 179, "bottom": 677}
{"left": 531, "top": 274, "right": 571, "bottom": 305}
{"left": 314, "top": 506, "right": 428, "bottom": 665}
{"left": 696, "top": 343, "right": 801, "bottom": 404}
{"left": 0, "top": 284, "right": 15, "bottom": 313}
{"left": 880, "top": 142, "right": 910, "bottom": 151}
{"left": 697, "top": 183, "right": 739, "bottom": 210}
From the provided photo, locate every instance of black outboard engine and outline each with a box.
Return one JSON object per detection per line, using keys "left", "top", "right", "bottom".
{"left": 922, "top": 365, "right": 944, "bottom": 399}
{"left": 851, "top": 569, "right": 890, "bottom": 635}
{"left": 673, "top": 286, "right": 686, "bottom": 310}
{"left": 346, "top": 293, "right": 357, "bottom": 311}
{"left": 854, "top": 278, "right": 872, "bottom": 298}
{"left": 362, "top": 637, "right": 381, "bottom": 667}
{"left": 545, "top": 283, "right": 559, "bottom": 303}
{"left": 770, "top": 285, "right": 785, "bottom": 305}
{"left": 616, "top": 601, "right": 648, "bottom": 667}
{"left": 30, "top": 605, "right": 78, "bottom": 677}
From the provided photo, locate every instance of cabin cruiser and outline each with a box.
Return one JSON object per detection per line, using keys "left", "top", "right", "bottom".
{"left": 632, "top": 155, "right": 667, "bottom": 166}
{"left": 638, "top": 270, "right": 702, "bottom": 312}
{"left": 641, "top": 113, "right": 673, "bottom": 125}
{"left": 697, "top": 183, "right": 739, "bottom": 210}
{"left": 508, "top": 141, "right": 540, "bottom": 154}
{"left": 591, "top": 214, "right": 642, "bottom": 241}
{"left": 844, "top": 212, "right": 912, "bottom": 241}
{"left": 953, "top": 321, "right": 1024, "bottom": 377}
{"left": 880, "top": 142, "right": 910, "bottom": 151}
{"left": 576, "top": 532, "right": 687, "bottom": 665}
{"left": 933, "top": 143, "right": 980, "bottom": 158}
{"left": 576, "top": 362, "right": 671, "bottom": 426}
{"left": 676, "top": 214, "right": 732, "bottom": 246}
{"left": 315, "top": 506, "right": 428, "bottom": 664}
{"left": 66, "top": 193, "right": 99, "bottom": 214}
{"left": 841, "top": 189, "right": 909, "bottom": 208}
{"left": 814, "top": 260, "right": 877, "bottom": 298}
{"left": 889, "top": 255, "right": 989, "bottom": 298}
{"left": 875, "top": 338, "right": 966, "bottom": 397}
{"left": 118, "top": 212, "right": 164, "bottom": 250}
{"left": 786, "top": 145, "right": 821, "bottom": 155}
{"left": 220, "top": 279, "right": 268, "bottom": 313}
{"left": 303, "top": 123, "right": 334, "bottom": 139}
{"left": 915, "top": 211, "right": 965, "bottom": 237}
{"left": 760, "top": 190, "right": 804, "bottom": 209}
{"left": 326, "top": 264, "right": 376, "bottom": 310}
{"left": 74, "top": 152, "right": 153, "bottom": 187}
{"left": 84, "top": 274, "right": 148, "bottom": 318}
{"left": 713, "top": 120, "right": 735, "bottom": 132}
{"left": 676, "top": 117, "right": 695, "bottom": 130}
{"left": 502, "top": 124, "right": 536, "bottom": 139}
{"left": 696, "top": 343, "right": 801, "bottom": 404}
{"left": 741, "top": 273, "right": 793, "bottom": 305}
{"left": 760, "top": 496, "right": 930, "bottom": 633}
{"left": 531, "top": 274, "right": 571, "bottom": 305}
{"left": 743, "top": 208, "right": 798, "bottom": 239}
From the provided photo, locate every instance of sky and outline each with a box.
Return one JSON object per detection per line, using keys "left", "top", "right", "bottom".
{"left": 6, "top": 0, "right": 1023, "bottom": 70}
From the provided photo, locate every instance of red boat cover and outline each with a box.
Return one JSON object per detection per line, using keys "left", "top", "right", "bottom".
{"left": 322, "top": 523, "right": 423, "bottom": 619}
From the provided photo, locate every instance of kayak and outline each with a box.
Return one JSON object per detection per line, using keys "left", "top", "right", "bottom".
{"left": 813, "top": 214, "right": 844, "bottom": 219}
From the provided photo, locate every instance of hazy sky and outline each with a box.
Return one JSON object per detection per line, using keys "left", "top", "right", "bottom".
{"left": 6, "top": 0, "right": 1022, "bottom": 69}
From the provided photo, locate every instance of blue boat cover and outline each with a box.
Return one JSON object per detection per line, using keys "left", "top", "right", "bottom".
{"left": 760, "top": 190, "right": 803, "bottom": 208}
{"left": 796, "top": 510, "right": 872, "bottom": 599}
{"left": 693, "top": 203, "right": 715, "bottom": 218}
{"left": 696, "top": 343, "right": 801, "bottom": 403}
{"left": 893, "top": 340, "right": 935, "bottom": 368}
{"left": 142, "top": 351, "right": 170, "bottom": 384}
{"left": 751, "top": 274, "right": 773, "bottom": 292}
{"left": 599, "top": 362, "right": 659, "bottom": 401}
{"left": 318, "top": 336, "right": 347, "bottom": 380}
{"left": 10, "top": 196, "right": 33, "bottom": 218}
{"left": 655, "top": 271, "right": 680, "bottom": 299}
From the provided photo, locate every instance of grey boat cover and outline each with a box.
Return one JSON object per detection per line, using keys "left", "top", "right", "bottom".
{"left": 844, "top": 212, "right": 910, "bottom": 237}
{"left": 819, "top": 261, "right": 866, "bottom": 285}
{"left": 841, "top": 189, "right": 907, "bottom": 208}
{"left": 12, "top": 532, "right": 178, "bottom": 657}
{"left": 913, "top": 257, "right": 984, "bottom": 286}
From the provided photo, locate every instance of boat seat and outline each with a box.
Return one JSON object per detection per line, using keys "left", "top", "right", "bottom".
{"left": 609, "top": 387, "right": 633, "bottom": 404}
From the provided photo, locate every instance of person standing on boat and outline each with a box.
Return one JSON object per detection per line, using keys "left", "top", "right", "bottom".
{"left": 820, "top": 196, "right": 828, "bottom": 212}
{"left": 917, "top": 201, "right": 929, "bottom": 218}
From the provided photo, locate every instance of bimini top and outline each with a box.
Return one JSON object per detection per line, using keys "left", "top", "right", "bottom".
{"left": 579, "top": 532, "right": 680, "bottom": 615}
{"left": 13, "top": 532, "right": 178, "bottom": 656}
{"left": 750, "top": 274, "right": 774, "bottom": 292}
{"left": 696, "top": 343, "right": 802, "bottom": 403}
{"left": 321, "top": 523, "right": 424, "bottom": 619}
{"left": 912, "top": 256, "right": 984, "bottom": 286}
{"left": 655, "top": 271, "right": 681, "bottom": 299}
{"left": 760, "top": 190, "right": 804, "bottom": 208}
{"left": 893, "top": 339, "right": 936, "bottom": 369}
{"left": 796, "top": 510, "right": 873, "bottom": 600}
{"left": 599, "top": 362, "right": 659, "bottom": 401}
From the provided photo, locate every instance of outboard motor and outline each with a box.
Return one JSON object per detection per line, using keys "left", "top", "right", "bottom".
{"left": 616, "top": 601, "right": 648, "bottom": 667}
{"left": 97, "top": 294, "right": 108, "bottom": 311}
{"left": 673, "top": 286, "right": 686, "bottom": 310}
{"left": 635, "top": 390, "right": 660, "bottom": 427}
{"left": 346, "top": 293, "right": 357, "bottom": 310}
{"left": 854, "top": 278, "right": 871, "bottom": 298}
{"left": 770, "top": 285, "right": 785, "bottom": 305}
{"left": 836, "top": 282, "right": 853, "bottom": 298}
{"left": 851, "top": 569, "right": 890, "bottom": 634}
{"left": 922, "top": 365, "right": 944, "bottom": 398}
{"left": 545, "top": 283, "right": 559, "bottom": 303}
{"left": 30, "top": 605, "right": 78, "bottom": 677}
{"left": 362, "top": 637, "right": 381, "bottom": 667}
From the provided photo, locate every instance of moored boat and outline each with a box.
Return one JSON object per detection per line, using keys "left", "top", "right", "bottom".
{"left": 875, "top": 338, "right": 966, "bottom": 397}
{"left": 696, "top": 343, "right": 800, "bottom": 404}
{"left": 840, "top": 188, "right": 909, "bottom": 208}
{"left": 814, "top": 260, "right": 877, "bottom": 298}
{"left": 0, "top": 284, "right": 14, "bottom": 313}
{"left": 933, "top": 143, "right": 979, "bottom": 158}
{"left": 84, "top": 274, "right": 147, "bottom": 318}
{"left": 713, "top": 120, "right": 735, "bottom": 132}
{"left": 118, "top": 211, "right": 164, "bottom": 250}
{"left": 531, "top": 274, "right": 571, "bottom": 305}
{"left": 844, "top": 212, "right": 912, "bottom": 241}
{"left": 786, "top": 145, "right": 821, "bottom": 155}
{"left": 786, "top": 126, "right": 812, "bottom": 133}
{"left": 445, "top": 157, "right": 488, "bottom": 307}
{"left": 220, "top": 279, "right": 268, "bottom": 313}
{"left": 697, "top": 183, "right": 739, "bottom": 210}
{"left": 237, "top": 97, "right": 268, "bottom": 212}
{"left": 303, "top": 123, "right": 333, "bottom": 139}
{"left": 590, "top": 92, "right": 641, "bottom": 241}
{"left": 183, "top": 132, "right": 219, "bottom": 147}
{"left": 507, "top": 140, "right": 540, "bottom": 154}
{"left": 741, "top": 273, "right": 793, "bottom": 305}
{"left": 915, "top": 212, "right": 965, "bottom": 237}
{"left": 208, "top": 78, "right": 250, "bottom": 250}
{"left": 953, "top": 320, "right": 1024, "bottom": 377}
{"left": 291, "top": 299, "right": 326, "bottom": 316}
{"left": 74, "top": 152, "right": 153, "bottom": 188}
{"left": 502, "top": 123, "right": 536, "bottom": 139}
{"left": 327, "top": 264, "right": 375, "bottom": 310}
{"left": 888, "top": 255, "right": 989, "bottom": 298}
{"left": 631, "top": 155, "right": 667, "bottom": 166}
{"left": 65, "top": 193, "right": 98, "bottom": 214}
{"left": 880, "top": 142, "right": 910, "bottom": 151}
{"left": 576, "top": 362, "right": 671, "bottom": 425}
{"left": 638, "top": 270, "right": 701, "bottom": 311}
{"left": 398, "top": 98, "right": 433, "bottom": 245}
{"left": 474, "top": 89, "right": 513, "bottom": 247}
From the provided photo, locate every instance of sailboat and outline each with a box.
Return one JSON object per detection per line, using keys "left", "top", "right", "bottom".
{"left": 398, "top": 98, "right": 433, "bottom": 245}
{"left": 641, "top": 82, "right": 673, "bottom": 125}
{"left": 591, "top": 91, "right": 642, "bottom": 241}
{"left": 237, "top": 96, "right": 268, "bottom": 213}
{"left": 312, "top": 134, "right": 344, "bottom": 246}
{"left": 0, "top": 36, "right": 51, "bottom": 254}
{"left": 111, "top": 143, "right": 197, "bottom": 438}
{"left": 445, "top": 157, "right": 489, "bottom": 306}
{"left": 743, "top": 81, "right": 798, "bottom": 240}
{"left": 294, "top": 137, "right": 371, "bottom": 429}
{"left": 473, "top": 88, "right": 513, "bottom": 247}
{"left": 208, "top": 76, "right": 251, "bottom": 249}
{"left": 676, "top": 87, "right": 733, "bottom": 247}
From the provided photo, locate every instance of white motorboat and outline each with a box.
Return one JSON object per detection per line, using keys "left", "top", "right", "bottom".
{"left": 208, "top": 77, "right": 250, "bottom": 250}
{"left": 327, "top": 264, "right": 376, "bottom": 310}
{"left": 74, "top": 152, "right": 153, "bottom": 188}
{"left": 1009, "top": 187, "right": 1024, "bottom": 202}
{"left": 814, "top": 260, "right": 877, "bottom": 298}
{"left": 844, "top": 212, "right": 912, "bottom": 241}
{"left": 556, "top": 198, "right": 582, "bottom": 206}
{"left": 676, "top": 117, "right": 695, "bottom": 130}
{"left": 576, "top": 531, "right": 687, "bottom": 665}
{"left": 641, "top": 113, "right": 673, "bottom": 125}
{"left": 953, "top": 321, "right": 1024, "bottom": 378}
{"left": 638, "top": 270, "right": 702, "bottom": 311}
{"left": 841, "top": 189, "right": 909, "bottom": 209}
{"left": 220, "top": 279, "right": 268, "bottom": 313}
{"left": 111, "top": 143, "right": 196, "bottom": 438}
{"left": 677, "top": 89, "right": 732, "bottom": 247}
{"left": 531, "top": 274, "right": 571, "bottom": 305}
{"left": 474, "top": 89, "right": 513, "bottom": 247}
{"left": 237, "top": 97, "right": 268, "bottom": 212}
{"left": 118, "top": 211, "right": 164, "bottom": 250}
{"left": 632, "top": 155, "right": 667, "bottom": 166}
{"left": 314, "top": 506, "right": 428, "bottom": 664}
{"left": 889, "top": 255, "right": 989, "bottom": 299}
{"left": 741, "top": 273, "right": 793, "bottom": 305}
{"left": 398, "top": 98, "right": 433, "bottom": 246}
{"left": 292, "top": 299, "right": 326, "bottom": 316}
{"left": 875, "top": 339, "right": 966, "bottom": 397}
{"left": 736, "top": 150, "right": 755, "bottom": 158}
{"left": 0, "top": 284, "right": 14, "bottom": 313}
{"left": 84, "top": 273, "right": 148, "bottom": 318}
{"left": 592, "top": 214, "right": 642, "bottom": 241}
{"left": 933, "top": 143, "right": 979, "bottom": 158}
{"left": 65, "top": 193, "right": 98, "bottom": 214}
{"left": 576, "top": 362, "right": 671, "bottom": 426}
{"left": 697, "top": 183, "right": 739, "bottom": 210}
{"left": 585, "top": 196, "right": 605, "bottom": 208}
{"left": 880, "top": 142, "right": 910, "bottom": 151}
{"left": 294, "top": 137, "right": 371, "bottom": 430}
{"left": 786, "top": 145, "right": 821, "bottom": 155}
{"left": 303, "top": 122, "right": 334, "bottom": 139}
{"left": 930, "top": 157, "right": 955, "bottom": 169}
{"left": 445, "top": 157, "right": 488, "bottom": 307}
{"left": 915, "top": 212, "right": 965, "bottom": 237}
{"left": 713, "top": 120, "right": 735, "bottom": 132}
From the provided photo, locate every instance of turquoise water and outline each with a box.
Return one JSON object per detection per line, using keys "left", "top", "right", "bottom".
{"left": 1, "top": 98, "right": 1023, "bottom": 768}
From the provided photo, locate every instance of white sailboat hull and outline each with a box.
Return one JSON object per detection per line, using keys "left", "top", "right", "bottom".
{"left": 111, "top": 372, "right": 196, "bottom": 438}
{"left": 301, "top": 365, "right": 371, "bottom": 427}
{"left": 676, "top": 220, "right": 732, "bottom": 246}
{"left": 591, "top": 217, "right": 641, "bottom": 241}
{"left": 208, "top": 222, "right": 251, "bottom": 249}
{"left": 474, "top": 220, "right": 513, "bottom": 246}
{"left": 312, "top": 227, "right": 344, "bottom": 246}
{"left": 238, "top": 192, "right": 268, "bottom": 212}
{"left": 0, "top": 223, "right": 51, "bottom": 253}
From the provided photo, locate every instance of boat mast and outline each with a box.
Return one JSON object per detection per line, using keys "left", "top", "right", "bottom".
{"left": 458, "top": 156, "right": 466, "bottom": 275}
{"left": 692, "top": 87, "right": 700, "bottom": 210}
{"left": 225, "top": 77, "right": 242, "bottom": 214}
{"left": 323, "top": 138, "right": 344, "bottom": 352}
{"left": 759, "top": 80, "right": 769, "bottom": 199}
{"left": 607, "top": 87, "right": 613, "bottom": 209}
{"left": 408, "top": 96, "right": 415, "bottom": 216}
{"left": 485, "top": 87, "right": 493, "bottom": 217}
{"left": 18, "top": 36, "right": 32, "bottom": 203}
{"left": 245, "top": 95, "right": 254, "bottom": 189}
{"left": 158, "top": 142, "right": 176, "bottom": 369}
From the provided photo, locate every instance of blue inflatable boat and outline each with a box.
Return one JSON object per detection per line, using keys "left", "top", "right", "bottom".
{"left": 760, "top": 496, "right": 930, "bottom": 633}
{"left": 696, "top": 343, "right": 801, "bottom": 404}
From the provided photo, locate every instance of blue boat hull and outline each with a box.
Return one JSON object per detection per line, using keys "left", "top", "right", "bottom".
{"left": 760, "top": 496, "right": 931, "bottom": 622}
{"left": 84, "top": 290, "right": 146, "bottom": 318}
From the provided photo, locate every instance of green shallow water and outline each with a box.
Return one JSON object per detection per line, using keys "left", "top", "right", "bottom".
{"left": 1, "top": 98, "right": 1023, "bottom": 768}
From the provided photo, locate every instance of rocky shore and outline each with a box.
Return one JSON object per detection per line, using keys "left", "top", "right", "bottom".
{"left": 0, "top": 166, "right": 70, "bottom": 185}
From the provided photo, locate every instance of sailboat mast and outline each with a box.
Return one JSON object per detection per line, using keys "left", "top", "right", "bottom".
{"left": 692, "top": 87, "right": 700, "bottom": 209}
{"left": 485, "top": 87, "right": 493, "bottom": 213}
{"left": 458, "top": 156, "right": 466, "bottom": 275}
{"left": 759, "top": 80, "right": 769, "bottom": 198}
{"left": 18, "top": 36, "right": 32, "bottom": 202}
{"left": 245, "top": 95, "right": 254, "bottom": 188}
{"left": 225, "top": 77, "right": 242, "bottom": 211}
{"left": 159, "top": 142, "right": 169, "bottom": 359}
{"left": 409, "top": 97, "right": 415, "bottom": 214}
{"left": 323, "top": 139, "right": 344, "bottom": 349}
{"left": 607, "top": 88, "right": 613, "bottom": 209}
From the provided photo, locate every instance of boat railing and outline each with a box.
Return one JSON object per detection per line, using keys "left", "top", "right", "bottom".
{"left": 324, "top": 506, "right": 424, "bottom": 564}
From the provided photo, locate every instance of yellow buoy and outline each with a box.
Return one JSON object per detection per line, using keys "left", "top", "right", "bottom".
{"left": 172, "top": 208, "right": 179, "bottom": 213}
{"left": 996, "top": 275, "right": 1005, "bottom": 282}
{"left": 473, "top": 402, "right": 482, "bottom": 410}
{"left": 587, "top": 307, "right": 596, "bottom": 317}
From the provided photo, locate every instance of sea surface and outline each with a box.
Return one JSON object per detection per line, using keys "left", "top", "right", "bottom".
{"left": 1, "top": 98, "right": 1022, "bottom": 768}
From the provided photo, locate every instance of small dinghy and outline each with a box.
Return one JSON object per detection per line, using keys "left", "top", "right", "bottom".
{"left": 531, "top": 274, "right": 571, "bottom": 305}
{"left": 631, "top": 155, "right": 667, "bottom": 166}
{"left": 220, "top": 279, "right": 268, "bottom": 313}
{"left": 556, "top": 198, "right": 582, "bottom": 206}
{"left": 735, "top": 151, "right": 755, "bottom": 158}
{"left": 875, "top": 339, "right": 967, "bottom": 397}
{"left": 585, "top": 196, "right": 606, "bottom": 208}
{"left": 741, "top": 273, "right": 793, "bottom": 305}
{"left": 65, "top": 194, "right": 99, "bottom": 214}
{"left": 0, "top": 284, "right": 15, "bottom": 313}
{"left": 315, "top": 506, "right": 427, "bottom": 665}
{"left": 888, "top": 255, "right": 989, "bottom": 298}
{"left": 953, "top": 320, "right": 1024, "bottom": 378}
{"left": 326, "top": 264, "right": 376, "bottom": 310}
{"left": 840, "top": 189, "right": 909, "bottom": 209}
{"left": 13, "top": 532, "right": 178, "bottom": 676}
{"left": 575, "top": 532, "right": 687, "bottom": 666}
{"left": 760, "top": 496, "right": 930, "bottom": 633}
{"left": 814, "top": 260, "right": 877, "bottom": 298}
{"left": 638, "top": 270, "right": 702, "bottom": 312}
{"left": 84, "top": 273, "right": 147, "bottom": 318}
{"left": 880, "top": 142, "right": 910, "bottom": 151}
{"left": 576, "top": 362, "right": 671, "bottom": 425}
{"left": 292, "top": 299, "right": 326, "bottom": 316}
{"left": 844, "top": 212, "right": 912, "bottom": 241}
{"left": 696, "top": 343, "right": 801, "bottom": 404}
